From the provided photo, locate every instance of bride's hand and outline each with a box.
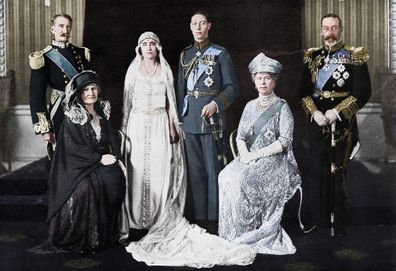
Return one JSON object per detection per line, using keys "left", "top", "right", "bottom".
{"left": 170, "top": 130, "right": 180, "bottom": 144}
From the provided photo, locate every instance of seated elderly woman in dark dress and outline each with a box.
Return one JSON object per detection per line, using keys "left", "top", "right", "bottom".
{"left": 32, "top": 71, "right": 125, "bottom": 254}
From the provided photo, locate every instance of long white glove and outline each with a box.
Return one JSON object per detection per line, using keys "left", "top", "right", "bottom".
{"left": 239, "top": 140, "right": 283, "bottom": 164}
{"left": 236, "top": 139, "right": 250, "bottom": 157}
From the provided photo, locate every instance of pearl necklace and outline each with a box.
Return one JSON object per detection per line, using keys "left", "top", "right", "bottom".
{"left": 143, "top": 61, "right": 158, "bottom": 77}
{"left": 256, "top": 92, "right": 277, "bottom": 112}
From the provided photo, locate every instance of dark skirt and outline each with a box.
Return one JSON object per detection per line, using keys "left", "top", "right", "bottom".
{"left": 32, "top": 164, "right": 125, "bottom": 254}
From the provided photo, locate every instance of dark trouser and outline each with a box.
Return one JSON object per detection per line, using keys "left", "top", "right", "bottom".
{"left": 308, "top": 123, "right": 350, "bottom": 233}
{"left": 184, "top": 133, "right": 221, "bottom": 221}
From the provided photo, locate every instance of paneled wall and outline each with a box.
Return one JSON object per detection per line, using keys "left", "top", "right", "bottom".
{"left": 0, "top": 0, "right": 5, "bottom": 76}
{"left": 390, "top": 0, "right": 396, "bottom": 72}
{"left": 303, "top": 0, "right": 389, "bottom": 101}
{"left": 5, "top": 0, "right": 85, "bottom": 104}
{"left": 3, "top": 2, "right": 390, "bottom": 104}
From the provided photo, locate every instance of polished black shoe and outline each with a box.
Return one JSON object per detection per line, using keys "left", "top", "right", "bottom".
{"left": 87, "top": 247, "right": 98, "bottom": 255}
{"left": 78, "top": 246, "right": 98, "bottom": 255}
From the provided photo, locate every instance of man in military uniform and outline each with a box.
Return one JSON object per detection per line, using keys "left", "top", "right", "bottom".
{"left": 177, "top": 10, "right": 239, "bottom": 233}
{"left": 299, "top": 13, "right": 371, "bottom": 237}
{"left": 29, "top": 13, "right": 92, "bottom": 151}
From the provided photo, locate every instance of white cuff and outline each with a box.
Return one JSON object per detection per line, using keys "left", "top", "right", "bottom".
{"left": 311, "top": 110, "right": 319, "bottom": 122}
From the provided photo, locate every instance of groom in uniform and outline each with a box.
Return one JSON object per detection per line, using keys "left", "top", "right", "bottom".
{"left": 177, "top": 10, "right": 239, "bottom": 234}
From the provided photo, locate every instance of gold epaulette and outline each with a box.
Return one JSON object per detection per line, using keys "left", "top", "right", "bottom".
{"left": 83, "top": 47, "right": 91, "bottom": 62}
{"left": 334, "top": 95, "right": 359, "bottom": 120}
{"left": 29, "top": 45, "right": 52, "bottom": 70}
{"left": 344, "top": 45, "right": 369, "bottom": 65}
{"left": 301, "top": 96, "right": 318, "bottom": 116}
{"left": 303, "top": 46, "right": 322, "bottom": 64}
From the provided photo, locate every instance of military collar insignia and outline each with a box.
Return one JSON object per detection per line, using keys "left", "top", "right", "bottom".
{"left": 323, "top": 40, "right": 344, "bottom": 52}
{"left": 194, "top": 39, "right": 210, "bottom": 50}
{"left": 52, "top": 40, "right": 70, "bottom": 49}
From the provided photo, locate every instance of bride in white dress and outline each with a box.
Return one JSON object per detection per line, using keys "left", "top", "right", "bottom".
{"left": 119, "top": 31, "right": 255, "bottom": 268}
{"left": 120, "top": 32, "right": 181, "bottom": 233}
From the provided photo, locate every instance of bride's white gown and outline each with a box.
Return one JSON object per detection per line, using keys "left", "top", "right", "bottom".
{"left": 121, "top": 72, "right": 256, "bottom": 267}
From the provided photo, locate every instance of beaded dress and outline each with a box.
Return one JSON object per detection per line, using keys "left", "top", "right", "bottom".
{"left": 218, "top": 94, "right": 301, "bottom": 255}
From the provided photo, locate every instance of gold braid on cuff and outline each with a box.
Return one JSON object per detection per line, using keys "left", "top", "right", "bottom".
{"left": 32, "top": 112, "right": 53, "bottom": 134}
{"left": 302, "top": 96, "right": 318, "bottom": 116}
{"left": 334, "top": 96, "right": 359, "bottom": 120}
{"left": 218, "top": 93, "right": 231, "bottom": 108}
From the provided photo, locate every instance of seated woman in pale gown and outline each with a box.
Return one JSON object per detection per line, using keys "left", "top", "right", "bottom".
{"left": 218, "top": 53, "right": 302, "bottom": 255}
{"left": 118, "top": 31, "right": 256, "bottom": 268}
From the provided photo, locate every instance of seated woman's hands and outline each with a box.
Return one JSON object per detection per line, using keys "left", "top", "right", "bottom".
{"left": 240, "top": 151, "right": 257, "bottom": 164}
{"left": 238, "top": 140, "right": 283, "bottom": 164}
{"left": 237, "top": 140, "right": 255, "bottom": 164}
{"left": 101, "top": 154, "right": 117, "bottom": 165}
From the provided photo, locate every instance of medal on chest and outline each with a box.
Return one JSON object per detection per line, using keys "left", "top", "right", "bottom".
{"left": 202, "top": 54, "right": 216, "bottom": 87}
{"left": 332, "top": 64, "right": 350, "bottom": 87}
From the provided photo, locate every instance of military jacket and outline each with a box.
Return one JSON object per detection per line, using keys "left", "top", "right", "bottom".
{"left": 29, "top": 41, "right": 92, "bottom": 134}
{"left": 177, "top": 41, "right": 239, "bottom": 134}
{"left": 299, "top": 41, "right": 371, "bottom": 122}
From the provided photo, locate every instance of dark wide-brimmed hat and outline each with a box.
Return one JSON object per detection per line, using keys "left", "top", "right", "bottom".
{"left": 63, "top": 70, "right": 101, "bottom": 111}
{"left": 72, "top": 70, "right": 100, "bottom": 91}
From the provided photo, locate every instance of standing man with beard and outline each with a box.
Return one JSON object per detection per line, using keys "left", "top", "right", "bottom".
{"left": 29, "top": 13, "right": 92, "bottom": 154}
{"left": 299, "top": 13, "right": 371, "bottom": 237}
{"left": 177, "top": 10, "right": 239, "bottom": 234}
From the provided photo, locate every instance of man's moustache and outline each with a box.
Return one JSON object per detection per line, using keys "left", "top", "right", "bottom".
{"left": 325, "top": 35, "right": 337, "bottom": 40}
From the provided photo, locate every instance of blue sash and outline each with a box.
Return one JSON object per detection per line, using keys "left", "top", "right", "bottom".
{"left": 315, "top": 49, "right": 348, "bottom": 90}
{"left": 245, "top": 99, "right": 285, "bottom": 148}
{"left": 45, "top": 49, "right": 78, "bottom": 79}
{"left": 186, "top": 47, "right": 222, "bottom": 91}
{"left": 183, "top": 47, "right": 222, "bottom": 116}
